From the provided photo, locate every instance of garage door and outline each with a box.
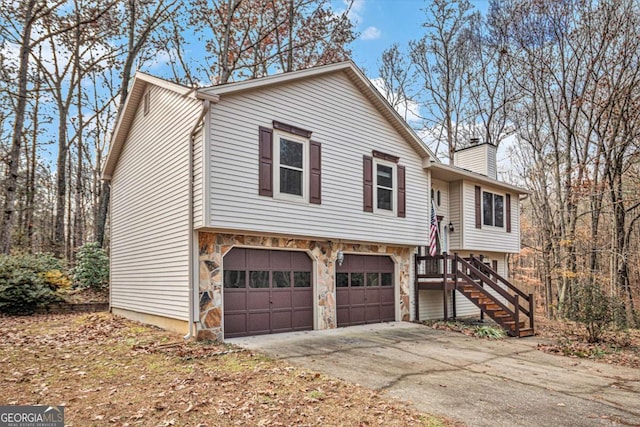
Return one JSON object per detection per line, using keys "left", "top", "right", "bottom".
{"left": 336, "top": 255, "right": 395, "bottom": 327}
{"left": 223, "top": 248, "right": 313, "bottom": 338}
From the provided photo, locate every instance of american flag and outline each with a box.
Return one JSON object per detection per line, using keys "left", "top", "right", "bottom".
{"left": 429, "top": 200, "right": 438, "bottom": 256}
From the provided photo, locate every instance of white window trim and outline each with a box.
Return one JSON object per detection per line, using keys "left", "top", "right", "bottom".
{"left": 373, "top": 158, "right": 397, "bottom": 215}
{"left": 273, "top": 129, "right": 309, "bottom": 203}
{"left": 482, "top": 190, "right": 505, "bottom": 229}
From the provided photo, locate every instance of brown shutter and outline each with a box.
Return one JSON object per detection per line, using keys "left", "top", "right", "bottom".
{"left": 363, "top": 155, "right": 373, "bottom": 212}
{"left": 506, "top": 193, "right": 512, "bottom": 233}
{"left": 258, "top": 126, "right": 273, "bottom": 196}
{"left": 475, "top": 185, "right": 482, "bottom": 229}
{"left": 397, "top": 165, "right": 406, "bottom": 217}
{"left": 309, "top": 140, "right": 321, "bottom": 204}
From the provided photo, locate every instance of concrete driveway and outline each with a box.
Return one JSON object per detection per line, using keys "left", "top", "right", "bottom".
{"left": 228, "top": 322, "right": 640, "bottom": 426}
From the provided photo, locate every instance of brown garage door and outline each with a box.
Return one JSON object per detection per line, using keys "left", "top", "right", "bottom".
{"left": 336, "top": 254, "right": 395, "bottom": 327}
{"left": 223, "top": 248, "right": 313, "bottom": 338}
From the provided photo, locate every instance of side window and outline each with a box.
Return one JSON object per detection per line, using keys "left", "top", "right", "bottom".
{"left": 375, "top": 161, "right": 395, "bottom": 213}
{"left": 275, "top": 132, "right": 307, "bottom": 199}
{"left": 258, "top": 122, "right": 321, "bottom": 204}
{"left": 482, "top": 191, "right": 504, "bottom": 228}
{"left": 363, "top": 152, "right": 406, "bottom": 217}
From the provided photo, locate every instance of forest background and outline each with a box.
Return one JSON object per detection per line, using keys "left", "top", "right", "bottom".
{"left": 1, "top": 0, "right": 638, "bottom": 325}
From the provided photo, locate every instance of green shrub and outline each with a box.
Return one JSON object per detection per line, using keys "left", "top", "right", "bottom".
{"left": 73, "top": 242, "right": 109, "bottom": 290}
{"left": 473, "top": 325, "right": 506, "bottom": 339}
{"left": 0, "top": 254, "right": 61, "bottom": 315}
{"left": 569, "top": 282, "right": 627, "bottom": 343}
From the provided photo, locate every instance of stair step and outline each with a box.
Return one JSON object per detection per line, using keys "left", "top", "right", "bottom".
{"left": 483, "top": 304, "right": 501, "bottom": 311}
{"left": 518, "top": 328, "right": 535, "bottom": 338}
{"left": 503, "top": 321, "right": 526, "bottom": 329}
{"left": 493, "top": 312, "right": 511, "bottom": 319}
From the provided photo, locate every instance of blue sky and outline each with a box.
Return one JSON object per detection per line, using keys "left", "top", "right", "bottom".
{"left": 342, "top": 0, "right": 491, "bottom": 77}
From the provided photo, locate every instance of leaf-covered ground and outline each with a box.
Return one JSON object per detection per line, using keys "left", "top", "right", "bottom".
{"left": 0, "top": 313, "right": 452, "bottom": 426}
{"left": 534, "top": 317, "right": 640, "bottom": 369}
{"left": 423, "top": 317, "right": 640, "bottom": 369}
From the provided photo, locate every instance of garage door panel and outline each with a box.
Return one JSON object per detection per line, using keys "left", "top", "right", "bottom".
{"left": 381, "top": 304, "right": 395, "bottom": 321}
{"left": 224, "top": 313, "right": 247, "bottom": 335}
{"left": 337, "top": 307, "right": 349, "bottom": 326}
{"left": 293, "top": 309, "right": 313, "bottom": 329}
{"left": 366, "top": 288, "right": 380, "bottom": 303}
{"left": 271, "top": 290, "right": 292, "bottom": 309}
{"left": 271, "top": 310, "right": 293, "bottom": 332}
{"left": 247, "top": 249, "right": 270, "bottom": 269}
{"left": 336, "top": 254, "right": 396, "bottom": 327}
{"left": 224, "top": 292, "right": 247, "bottom": 311}
{"left": 366, "top": 305, "right": 380, "bottom": 323}
{"left": 292, "top": 289, "right": 312, "bottom": 306}
{"left": 349, "top": 288, "right": 365, "bottom": 304}
{"left": 247, "top": 290, "right": 270, "bottom": 310}
{"left": 248, "top": 312, "right": 270, "bottom": 334}
{"left": 349, "top": 306, "right": 365, "bottom": 325}
{"left": 223, "top": 248, "right": 313, "bottom": 338}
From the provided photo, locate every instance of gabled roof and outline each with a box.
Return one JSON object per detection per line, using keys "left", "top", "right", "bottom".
{"left": 102, "top": 74, "right": 218, "bottom": 179}
{"left": 196, "top": 61, "right": 436, "bottom": 161}
{"left": 103, "top": 61, "right": 436, "bottom": 179}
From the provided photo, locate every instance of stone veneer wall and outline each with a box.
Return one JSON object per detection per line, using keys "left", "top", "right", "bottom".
{"left": 197, "top": 232, "right": 413, "bottom": 341}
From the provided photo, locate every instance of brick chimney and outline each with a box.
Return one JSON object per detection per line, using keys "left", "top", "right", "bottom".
{"left": 453, "top": 138, "right": 497, "bottom": 179}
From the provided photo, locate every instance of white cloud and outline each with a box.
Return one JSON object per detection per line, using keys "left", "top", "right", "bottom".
{"left": 346, "top": 0, "right": 365, "bottom": 26}
{"left": 370, "top": 77, "right": 421, "bottom": 124}
{"left": 360, "top": 26, "right": 381, "bottom": 40}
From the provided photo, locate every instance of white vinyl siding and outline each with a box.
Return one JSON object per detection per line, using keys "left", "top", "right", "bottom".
{"left": 453, "top": 143, "right": 497, "bottom": 179}
{"left": 193, "top": 127, "right": 204, "bottom": 228}
{"left": 207, "top": 72, "right": 429, "bottom": 245}
{"left": 110, "top": 84, "right": 200, "bottom": 321}
{"left": 448, "top": 180, "right": 462, "bottom": 250}
{"left": 461, "top": 181, "right": 520, "bottom": 253}
{"left": 418, "top": 290, "right": 454, "bottom": 320}
{"left": 431, "top": 178, "right": 450, "bottom": 252}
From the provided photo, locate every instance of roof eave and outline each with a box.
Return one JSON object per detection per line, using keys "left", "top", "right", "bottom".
{"left": 427, "top": 162, "right": 530, "bottom": 194}
{"left": 102, "top": 73, "right": 203, "bottom": 180}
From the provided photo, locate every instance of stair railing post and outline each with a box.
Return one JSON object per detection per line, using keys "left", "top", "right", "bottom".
{"left": 528, "top": 293, "right": 534, "bottom": 331}
{"left": 414, "top": 251, "right": 419, "bottom": 322}
{"left": 453, "top": 253, "right": 459, "bottom": 291}
{"left": 443, "top": 252, "right": 448, "bottom": 320}
{"left": 514, "top": 294, "right": 520, "bottom": 337}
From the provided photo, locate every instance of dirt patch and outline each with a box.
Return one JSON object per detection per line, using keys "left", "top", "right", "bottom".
{"left": 0, "top": 313, "right": 452, "bottom": 426}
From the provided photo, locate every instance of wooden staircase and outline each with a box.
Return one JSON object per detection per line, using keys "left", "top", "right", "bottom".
{"left": 415, "top": 252, "right": 534, "bottom": 338}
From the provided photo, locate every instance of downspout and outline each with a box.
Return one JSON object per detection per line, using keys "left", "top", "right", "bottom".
{"left": 185, "top": 99, "right": 211, "bottom": 340}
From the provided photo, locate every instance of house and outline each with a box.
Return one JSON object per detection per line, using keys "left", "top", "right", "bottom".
{"left": 103, "top": 61, "right": 531, "bottom": 341}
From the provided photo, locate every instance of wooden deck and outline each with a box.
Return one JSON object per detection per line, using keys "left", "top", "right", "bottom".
{"left": 414, "top": 250, "right": 535, "bottom": 338}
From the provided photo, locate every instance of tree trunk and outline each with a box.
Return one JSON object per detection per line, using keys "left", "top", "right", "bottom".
{"left": 0, "top": 0, "right": 37, "bottom": 254}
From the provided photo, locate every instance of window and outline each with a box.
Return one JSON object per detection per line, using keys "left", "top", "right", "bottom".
{"left": 482, "top": 191, "right": 504, "bottom": 227}
{"left": 363, "top": 154, "right": 405, "bottom": 216}
{"left": 275, "top": 132, "right": 307, "bottom": 199}
{"left": 259, "top": 122, "right": 321, "bottom": 204}
{"left": 374, "top": 160, "right": 396, "bottom": 214}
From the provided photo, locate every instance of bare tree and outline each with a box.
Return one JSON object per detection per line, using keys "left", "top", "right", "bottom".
{"left": 409, "top": 0, "right": 477, "bottom": 163}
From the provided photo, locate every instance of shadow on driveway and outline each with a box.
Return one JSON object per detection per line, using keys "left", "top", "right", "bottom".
{"left": 229, "top": 322, "right": 640, "bottom": 426}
